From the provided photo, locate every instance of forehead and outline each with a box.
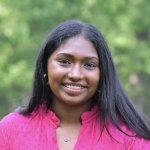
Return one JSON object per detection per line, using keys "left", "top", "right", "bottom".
{"left": 50, "top": 35, "right": 98, "bottom": 58}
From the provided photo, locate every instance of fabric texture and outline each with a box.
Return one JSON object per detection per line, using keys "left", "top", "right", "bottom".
{"left": 0, "top": 105, "right": 150, "bottom": 150}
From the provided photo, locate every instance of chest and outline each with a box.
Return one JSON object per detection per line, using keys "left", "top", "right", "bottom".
{"left": 11, "top": 123, "right": 125, "bottom": 150}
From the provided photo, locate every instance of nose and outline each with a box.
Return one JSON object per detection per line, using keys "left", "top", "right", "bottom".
{"left": 68, "top": 63, "right": 84, "bottom": 81}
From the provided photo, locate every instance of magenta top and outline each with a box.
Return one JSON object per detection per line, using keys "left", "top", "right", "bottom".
{"left": 0, "top": 105, "right": 150, "bottom": 150}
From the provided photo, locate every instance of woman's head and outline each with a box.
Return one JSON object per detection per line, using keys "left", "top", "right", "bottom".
{"left": 28, "top": 20, "right": 118, "bottom": 112}
{"left": 47, "top": 35, "right": 100, "bottom": 107}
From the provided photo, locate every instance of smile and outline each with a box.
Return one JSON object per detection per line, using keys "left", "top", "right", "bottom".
{"left": 63, "top": 84, "right": 84, "bottom": 90}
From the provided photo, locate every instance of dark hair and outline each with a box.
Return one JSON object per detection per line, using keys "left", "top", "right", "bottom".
{"left": 18, "top": 20, "right": 150, "bottom": 140}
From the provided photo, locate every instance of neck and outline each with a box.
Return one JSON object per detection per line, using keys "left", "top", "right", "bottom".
{"left": 51, "top": 99, "right": 92, "bottom": 126}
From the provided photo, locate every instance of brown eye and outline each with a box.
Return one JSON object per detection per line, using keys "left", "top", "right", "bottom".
{"left": 58, "top": 59, "right": 71, "bottom": 64}
{"left": 84, "top": 63, "right": 97, "bottom": 68}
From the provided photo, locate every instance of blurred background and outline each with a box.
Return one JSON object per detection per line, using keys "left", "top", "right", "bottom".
{"left": 0, "top": 0, "right": 150, "bottom": 120}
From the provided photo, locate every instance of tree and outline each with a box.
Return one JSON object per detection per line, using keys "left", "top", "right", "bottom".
{"left": 0, "top": 0, "right": 150, "bottom": 119}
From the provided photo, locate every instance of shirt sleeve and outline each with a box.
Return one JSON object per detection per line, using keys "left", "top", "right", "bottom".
{"left": 0, "top": 115, "right": 12, "bottom": 150}
{"left": 125, "top": 135, "right": 150, "bottom": 150}
{"left": 0, "top": 112, "right": 24, "bottom": 150}
{"left": 131, "top": 136, "right": 150, "bottom": 150}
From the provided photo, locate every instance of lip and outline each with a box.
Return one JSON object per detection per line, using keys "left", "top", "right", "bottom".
{"left": 61, "top": 83, "right": 88, "bottom": 88}
{"left": 61, "top": 83, "right": 87, "bottom": 95}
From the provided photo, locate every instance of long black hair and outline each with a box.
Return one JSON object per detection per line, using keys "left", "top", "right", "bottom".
{"left": 18, "top": 20, "right": 150, "bottom": 140}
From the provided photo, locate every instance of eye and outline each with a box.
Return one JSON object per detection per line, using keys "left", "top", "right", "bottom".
{"left": 58, "top": 59, "right": 71, "bottom": 65}
{"left": 84, "top": 63, "right": 97, "bottom": 68}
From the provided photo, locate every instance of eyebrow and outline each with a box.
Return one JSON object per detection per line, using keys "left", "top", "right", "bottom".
{"left": 84, "top": 56, "right": 99, "bottom": 61}
{"left": 56, "top": 53, "right": 74, "bottom": 57}
{"left": 56, "top": 53, "right": 99, "bottom": 61}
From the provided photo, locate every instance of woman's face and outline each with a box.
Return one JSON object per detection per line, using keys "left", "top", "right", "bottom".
{"left": 47, "top": 35, "right": 100, "bottom": 106}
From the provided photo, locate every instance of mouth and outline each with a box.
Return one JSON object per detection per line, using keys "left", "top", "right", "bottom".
{"left": 62, "top": 84, "right": 85, "bottom": 90}
{"left": 61, "top": 83, "right": 87, "bottom": 95}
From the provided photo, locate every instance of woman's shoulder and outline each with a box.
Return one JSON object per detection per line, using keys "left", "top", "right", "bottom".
{"left": 0, "top": 107, "right": 29, "bottom": 131}
{"left": 108, "top": 120, "right": 150, "bottom": 149}
{"left": 0, "top": 109, "right": 30, "bottom": 148}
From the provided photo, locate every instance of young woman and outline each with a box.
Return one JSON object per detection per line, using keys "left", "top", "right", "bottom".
{"left": 0, "top": 20, "right": 150, "bottom": 150}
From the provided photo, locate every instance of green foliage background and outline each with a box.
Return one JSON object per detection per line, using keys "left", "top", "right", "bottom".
{"left": 0, "top": 0, "right": 150, "bottom": 119}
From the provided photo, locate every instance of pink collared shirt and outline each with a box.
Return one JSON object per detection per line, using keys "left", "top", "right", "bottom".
{"left": 0, "top": 105, "right": 150, "bottom": 150}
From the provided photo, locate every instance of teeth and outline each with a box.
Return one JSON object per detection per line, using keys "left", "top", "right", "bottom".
{"left": 64, "top": 84, "right": 84, "bottom": 90}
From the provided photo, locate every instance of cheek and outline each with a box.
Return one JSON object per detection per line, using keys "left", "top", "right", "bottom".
{"left": 48, "top": 69, "right": 60, "bottom": 84}
{"left": 88, "top": 70, "right": 100, "bottom": 87}
{"left": 47, "top": 64, "right": 67, "bottom": 86}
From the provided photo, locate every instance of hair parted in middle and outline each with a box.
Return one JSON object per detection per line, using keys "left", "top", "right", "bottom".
{"left": 19, "top": 20, "right": 150, "bottom": 140}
